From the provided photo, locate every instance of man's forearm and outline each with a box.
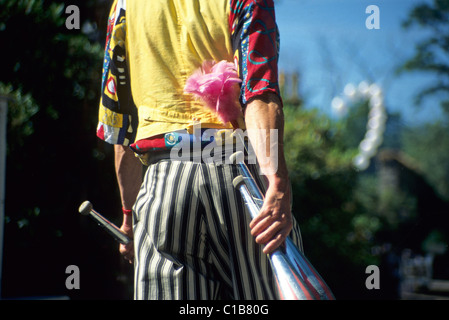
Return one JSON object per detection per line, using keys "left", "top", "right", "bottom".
{"left": 114, "top": 145, "right": 143, "bottom": 213}
{"left": 114, "top": 144, "right": 140, "bottom": 262}
{"left": 244, "top": 92, "right": 289, "bottom": 188}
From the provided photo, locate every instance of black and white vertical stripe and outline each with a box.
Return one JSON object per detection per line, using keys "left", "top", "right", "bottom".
{"left": 132, "top": 158, "right": 303, "bottom": 300}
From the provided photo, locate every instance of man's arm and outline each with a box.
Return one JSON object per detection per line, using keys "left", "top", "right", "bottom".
{"left": 114, "top": 144, "right": 142, "bottom": 263}
{"left": 229, "top": 1, "right": 289, "bottom": 254}
{"left": 244, "top": 92, "right": 293, "bottom": 255}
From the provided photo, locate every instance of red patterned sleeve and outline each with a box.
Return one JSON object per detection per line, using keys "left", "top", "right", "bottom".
{"left": 229, "top": 0, "right": 282, "bottom": 106}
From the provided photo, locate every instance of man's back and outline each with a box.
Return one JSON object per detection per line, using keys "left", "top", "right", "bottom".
{"left": 127, "top": 0, "right": 234, "bottom": 142}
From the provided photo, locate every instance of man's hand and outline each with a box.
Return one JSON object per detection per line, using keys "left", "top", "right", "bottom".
{"left": 119, "top": 216, "right": 134, "bottom": 263}
{"left": 249, "top": 178, "right": 293, "bottom": 255}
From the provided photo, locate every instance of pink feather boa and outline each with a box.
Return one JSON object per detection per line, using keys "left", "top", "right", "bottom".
{"left": 184, "top": 60, "right": 242, "bottom": 124}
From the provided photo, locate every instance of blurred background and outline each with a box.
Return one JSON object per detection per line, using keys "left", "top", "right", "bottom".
{"left": 0, "top": 0, "right": 448, "bottom": 300}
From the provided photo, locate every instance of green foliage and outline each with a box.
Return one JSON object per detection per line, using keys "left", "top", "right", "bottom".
{"left": 283, "top": 106, "right": 357, "bottom": 182}
{"left": 334, "top": 100, "right": 371, "bottom": 150}
{"left": 401, "top": 121, "right": 449, "bottom": 200}
{"left": 0, "top": 0, "right": 105, "bottom": 226}
{"left": 0, "top": 0, "right": 122, "bottom": 298}
{"left": 400, "top": 0, "right": 449, "bottom": 116}
{"left": 395, "top": 1, "right": 449, "bottom": 266}
{"left": 0, "top": 0, "right": 103, "bottom": 118}
{"left": 378, "top": 185, "right": 418, "bottom": 227}
{"left": 422, "top": 230, "right": 448, "bottom": 254}
{"left": 283, "top": 104, "right": 383, "bottom": 297}
{"left": 0, "top": 83, "right": 39, "bottom": 153}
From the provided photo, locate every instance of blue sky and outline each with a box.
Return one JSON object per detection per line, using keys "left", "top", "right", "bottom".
{"left": 275, "top": 0, "right": 442, "bottom": 125}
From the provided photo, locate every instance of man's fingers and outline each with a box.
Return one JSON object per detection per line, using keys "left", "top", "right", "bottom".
{"left": 250, "top": 209, "right": 290, "bottom": 236}
{"left": 120, "top": 242, "right": 134, "bottom": 263}
{"left": 250, "top": 213, "right": 273, "bottom": 237}
{"left": 250, "top": 211, "right": 292, "bottom": 254}
{"left": 247, "top": 183, "right": 293, "bottom": 254}
{"left": 254, "top": 219, "right": 283, "bottom": 243}
{"left": 262, "top": 233, "right": 285, "bottom": 255}
{"left": 118, "top": 222, "right": 134, "bottom": 263}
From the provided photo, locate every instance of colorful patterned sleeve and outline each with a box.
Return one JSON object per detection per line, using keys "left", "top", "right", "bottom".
{"left": 96, "top": 0, "right": 137, "bottom": 146}
{"left": 229, "top": 0, "right": 282, "bottom": 106}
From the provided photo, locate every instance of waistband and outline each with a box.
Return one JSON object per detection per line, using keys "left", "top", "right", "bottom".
{"left": 134, "top": 128, "right": 252, "bottom": 166}
{"left": 131, "top": 128, "right": 233, "bottom": 152}
{"left": 153, "top": 144, "right": 247, "bottom": 165}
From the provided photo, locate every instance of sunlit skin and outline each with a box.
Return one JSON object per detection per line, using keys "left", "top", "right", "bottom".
{"left": 244, "top": 92, "right": 293, "bottom": 255}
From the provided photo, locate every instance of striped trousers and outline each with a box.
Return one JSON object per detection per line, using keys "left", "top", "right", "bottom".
{"left": 132, "top": 154, "right": 303, "bottom": 300}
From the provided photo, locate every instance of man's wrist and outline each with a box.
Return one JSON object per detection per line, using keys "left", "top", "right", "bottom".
{"left": 265, "top": 171, "right": 290, "bottom": 195}
{"left": 122, "top": 207, "right": 133, "bottom": 227}
{"left": 122, "top": 207, "right": 133, "bottom": 216}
